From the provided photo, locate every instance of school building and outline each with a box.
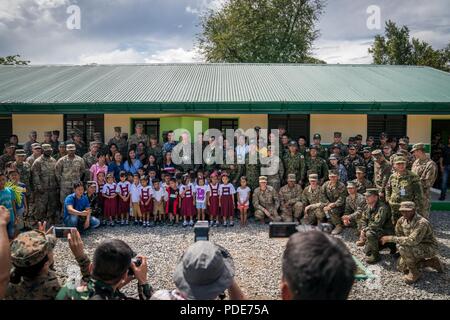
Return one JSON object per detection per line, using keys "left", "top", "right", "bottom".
{"left": 0, "top": 63, "right": 449, "bottom": 151}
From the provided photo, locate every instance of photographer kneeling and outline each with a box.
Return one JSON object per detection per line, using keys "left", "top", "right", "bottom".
{"left": 57, "top": 230, "right": 152, "bottom": 300}
{"left": 64, "top": 182, "right": 100, "bottom": 232}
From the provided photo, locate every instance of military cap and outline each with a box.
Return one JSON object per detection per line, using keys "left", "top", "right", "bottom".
{"left": 346, "top": 181, "right": 357, "bottom": 189}
{"left": 52, "top": 130, "right": 60, "bottom": 135}
{"left": 355, "top": 166, "right": 366, "bottom": 173}
{"left": 258, "top": 175, "right": 268, "bottom": 183}
{"left": 10, "top": 230, "right": 56, "bottom": 268}
{"left": 15, "top": 149, "right": 26, "bottom": 156}
{"left": 334, "top": 132, "right": 342, "bottom": 138}
{"left": 397, "top": 149, "right": 408, "bottom": 156}
{"left": 331, "top": 143, "right": 341, "bottom": 150}
{"left": 348, "top": 144, "right": 357, "bottom": 150}
{"left": 329, "top": 154, "right": 338, "bottom": 161}
{"left": 328, "top": 169, "right": 338, "bottom": 177}
{"left": 308, "top": 173, "right": 318, "bottom": 180}
{"left": 44, "top": 131, "right": 52, "bottom": 136}
{"left": 371, "top": 149, "right": 383, "bottom": 156}
{"left": 31, "top": 143, "right": 42, "bottom": 150}
{"left": 363, "top": 188, "right": 379, "bottom": 197}
{"left": 288, "top": 140, "right": 298, "bottom": 147}
{"left": 287, "top": 174, "right": 296, "bottom": 182}
{"left": 4, "top": 143, "right": 16, "bottom": 149}
{"left": 41, "top": 144, "right": 52, "bottom": 151}
{"left": 135, "top": 123, "right": 143, "bottom": 129}
{"left": 393, "top": 156, "right": 407, "bottom": 164}
{"left": 59, "top": 142, "right": 66, "bottom": 147}
{"left": 114, "top": 126, "right": 122, "bottom": 133}
{"left": 313, "top": 133, "right": 321, "bottom": 140}
{"left": 366, "top": 136, "right": 375, "bottom": 141}
{"left": 363, "top": 147, "right": 371, "bottom": 153}
{"left": 309, "top": 145, "right": 319, "bottom": 151}
{"left": 399, "top": 201, "right": 415, "bottom": 211}
{"left": 410, "top": 143, "right": 425, "bottom": 152}
{"left": 398, "top": 138, "right": 408, "bottom": 145}
{"left": 90, "top": 141, "right": 100, "bottom": 147}
{"left": 66, "top": 143, "right": 76, "bottom": 151}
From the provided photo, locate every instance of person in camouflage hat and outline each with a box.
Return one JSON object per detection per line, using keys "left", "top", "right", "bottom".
{"left": 82, "top": 141, "right": 100, "bottom": 182}
{"left": 341, "top": 181, "right": 367, "bottom": 240}
{"left": 386, "top": 156, "right": 423, "bottom": 227}
{"left": 54, "top": 142, "right": 67, "bottom": 161}
{"left": 253, "top": 176, "right": 280, "bottom": 223}
{"left": 302, "top": 173, "right": 326, "bottom": 225}
{"left": 67, "top": 130, "right": 87, "bottom": 157}
{"left": 411, "top": 143, "right": 437, "bottom": 219}
{"left": 342, "top": 144, "right": 365, "bottom": 181}
{"left": 352, "top": 166, "right": 374, "bottom": 194}
{"left": 320, "top": 170, "right": 347, "bottom": 235}
{"left": 328, "top": 132, "right": 348, "bottom": 157}
{"left": 262, "top": 145, "right": 284, "bottom": 191}
{"left": 362, "top": 147, "right": 374, "bottom": 182}
{"left": 305, "top": 146, "right": 328, "bottom": 185}
{"left": 5, "top": 229, "right": 60, "bottom": 300}
{"left": 372, "top": 149, "right": 392, "bottom": 199}
{"left": 279, "top": 174, "right": 303, "bottom": 222}
{"left": 147, "top": 134, "right": 163, "bottom": 164}
{"left": 380, "top": 202, "right": 444, "bottom": 284}
{"left": 310, "top": 133, "right": 328, "bottom": 160}
{"left": 244, "top": 141, "right": 260, "bottom": 191}
{"left": 128, "top": 123, "right": 149, "bottom": 149}
{"left": 108, "top": 127, "right": 128, "bottom": 158}
{"left": 23, "top": 130, "right": 37, "bottom": 157}
{"left": 26, "top": 143, "right": 42, "bottom": 167}
{"left": 31, "top": 144, "right": 59, "bottom": 226}
{"left": 0, "top": 143, "right": 16, "bottom": 173}
{"left": 283, "top": 141, "right": 305, "bottom": 186}
{"left": 357, "top": 189, "right": 394, "bottom": 264}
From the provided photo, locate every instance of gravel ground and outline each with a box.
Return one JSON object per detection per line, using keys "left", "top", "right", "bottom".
{"left": 52, "top": 211, "right": 450, "bottom": 300}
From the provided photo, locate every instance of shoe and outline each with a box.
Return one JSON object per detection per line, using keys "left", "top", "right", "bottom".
{"left": 125, "top": 220, "right": 129, "bottom": 226}
{"left": 331, "top": 225, "right": 343, "bottom": 235}
{"left": 403, "top": 269, "right": 421, "bottom": 284}
{"left": 189, "top": 220, "right": 194, "bottom": 227}
{"left": 102, "top": 220, "right": 107, "bottom": 226}
{"left": 143, "top": 222, "right": 147, "bottom": 228}
{"left": 224, "top": 222, "right": 228, "bottom": 227}
{"left": 133, "top": 220, "right": 138, "bottom": 226}
{"left": 120, "top": 220, "right": 125, "bottom": 226}
{"left": 149, "top": 221, "right": 155, "bottom": 227}
{"left": 110, "top": 221, "right": 115, "bottom": 227}
{"left": 169, "top": 220, "right": 174, "bottom": 226}
{"left": 439, "top": 195, "right": 446, "bottom": 201}
{"left": 210, "top": 221, "right": 215, "bottom": 227}
{"left": 182, "top": 221, "right": 188, "bottom": 227}
{"left": 365, "top": 254, "right": 380, "bottom": 264}
{"left": 356, "top": 238, "right": 366, "bottom": 247}
{"left": 229, "top": 221, "right": 234, "bottom": 227}
{"left": 422, "top": 257, "right": 445, "bottom": 273}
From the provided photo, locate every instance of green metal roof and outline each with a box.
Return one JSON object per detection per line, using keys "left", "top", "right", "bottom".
{"left": 0, "top": 63, "right": 449, "bottom": 114}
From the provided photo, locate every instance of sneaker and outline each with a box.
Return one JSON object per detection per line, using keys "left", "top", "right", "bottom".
{"left": 229, "top": 221, "right": 234, "bottom": 227}
{"left": 215, "top": 221, "right": 220, "bottom": 227}
{"left": 169, "top": 220, "right": 174, "bottom": 226}
{"left": 102, "top": 220, "right": 107, "bottom": 226}
{"left": 143, "top": 222, "right": 147, "bottom": 228}
{"left": 139, "top": 220, "right": 143, "bottom": 226}
{"left": 189, "top": 220, "right": 194, "bottom": 227}
{"left": 125, "top": 220, "right": 129, "bottom": 226}
{"left": 120, "top": 220, "right": 125, "bottom": 226}
{"left": 224, "top": 221, "right": 228, "bottom": 227}
{"left": 149, "top": 221, "right": 155, "bottom": 227}
{"left": 182, "top": 221, "right": 188, "bottom": 228}
{"left": 110, "top": 221, "right": 115, "bottom": 227}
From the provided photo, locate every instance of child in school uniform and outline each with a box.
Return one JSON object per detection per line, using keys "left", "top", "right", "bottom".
{"left": 195, "top": 176, "right": 209, "bottom": 221}
{"left": 207, "top": 172, "right": 220, "bottom": 227}
{"left": 117, "top": 170, "right": 131, "bottom": 226}
{"left": 130, "top": 173, "right": 142, "bottom": 225}
{"left": 152, "top": 179, "right": 167, "bottom": 225}
{"left": 102, "top": 173, "right": 118, "bottom": 227}
{"left": 179, "top": 174, "right": 196, "bottom": 227}
{"left": 139, "top": 175, "right": 153, "bottom": 228}
{"left": 219, "top": 172, "right": 236, "bottom": 227}
{"left": 161, "top": 173, "right": 171, "bottom": 190}
{"left": 237, "top": 176, "right": 251, "bottom": 226}
{"left": 166, "top": 178, "right": 179, "bottom": 226}
{"left": 97, "top": 171, "right": 106, "bottom": 225}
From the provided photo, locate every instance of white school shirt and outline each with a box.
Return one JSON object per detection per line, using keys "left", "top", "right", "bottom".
{"left": 237, "top": 186, "right": 251, "bottom": 205}
{"left": 218, "top": 183, "right": 236, "bottom": 196}
{"left": 130, "top": 183, "right": 142, "bottom": 203}
{"left": 194, "top": 185, "right": 210, "bottom": 204}
{"left": 117, "top": 181, "right": 131, "bottom": 197}
{"left": 179, "top": 183, "right": 195, "bottom": 198}
{"left": 140, "top": 185, "right": 153, "bottom": 202}
{"left": 102, "top": 183, "right": 117, "bottom": 196}
{"left": 152, "top": 188, "right": 167, "bottom": 202}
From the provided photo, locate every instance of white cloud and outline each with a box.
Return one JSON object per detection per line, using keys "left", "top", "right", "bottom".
{"left": 144, "top": 47, "right": 201, "bottom": 63}
{"left": 313, "top": 39, "right": 373, "bottom": 64}
{"left": 185, "top": 0, "right": 225, "bottom": 15}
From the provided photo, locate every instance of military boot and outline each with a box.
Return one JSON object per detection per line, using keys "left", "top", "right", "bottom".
{"left": 331, "top": 224, "right": 343, "bottom": 235}
{"left": 356, "top": 234, "right": 366, "bottom": 247}
{"left": 403, "top": 269, "right": 421, "bottom": 284}
{"left": 365, "top": 253, "right": 380, "bottom": 264}
{"left": 422, "top": 257, "right": 445, "bottom": 273}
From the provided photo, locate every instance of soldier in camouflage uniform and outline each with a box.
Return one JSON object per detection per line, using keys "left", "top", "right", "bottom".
{"left": 108, "top": 127, "right": 128, "bottom": 157}
{"left": 381, "top": 202, "right": 444, "bottom": 284}
{"left": 26, "top": 143, "right": 42, "bottom": 167}
{"left": 31, "top": 144, "right": 59, "bottom": 226}
{"left": 244, "top": 142, "right": 261, "bottom": 191}
{"left": 352, "top": 166, "right": 374, "bottom": 194}
{"left": 0, "top": 143, "right": 16, "bottom": 172}
{"left": 411, "top": 143, "right": 437, "bottom": 219}
{"left": 310, "top": 133, "right": 328, "bottom": 160}
{"left": 358, "top": 189, "right": 394, "bottom": 264}
{"left": 283, "top": 141, "right": 305, "bottom": 186}
{"left": 147, "top": 134, "right": 163, "bottom": 164}
{"left": 14, "top": 149, "right": 32, "bottom": 226}
{"left": 23, "top": 130, "right": 37, "bottom": 157}
{"left": 253, "top": 176, "right": 280, "bottom": 223}
{"left": 297, "top": 136, "right": 309, "bottom": 157}
{"left": 328, "top": 132, "right": 348, "bottom": 157}
{"left": 262, "top": 145, "right": 284, "bottom": 191}
{"left": 305, "top": 146, "right": 329, "bottom": 185}
{"left": 341, "top": 181, "right": 367, "bottom": 240}
{"left": 362, "top": 147, "right": 374, "bottom": 182}
{"left": 50, "top": 130, "right": 60, "bottom": 155}
{"left": 66, "top": 130, "right": 87, "bottom": 157}
{"left": 93, "top": 132, "right": 107, "bottom": 154}
{"left": 342, "top": 144, "right": 365, "bottom": 181}
{"left": 390, "top": 149, "right": 414, "bottom": 170}
{"left": 5, "top": 230, "right": 60, "bottom": 300}
{"left": 302, "top": 173, "right": 326, "bottom": 225}
{"left": 279, "top": 174, "right": 303, "bottom": 222}
{"left": 128, "top": 123, "right": 149, "bottom": 148}
{"left": 320, "top": 170, "right": 347, "bottom": 235}
{"left": 386, "top": 156, "right": 423, "bottom": 227}
{"left": 55, "top": 144, "right": 86, "bottom": 210}
{"left": 82, "top": 142, "right": 100, "bottom": 182}
{"left": 53, "top": 142, "right": 67, "bottom": 161}
{"left": 372, "top": 149, "right": 392, "bottom": 199}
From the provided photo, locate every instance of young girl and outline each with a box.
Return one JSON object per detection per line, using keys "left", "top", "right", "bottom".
{"left": 117, "top": 171, "right": 131, "bottom": 226}
{"left": 219, "top": 172, "right": 236, "bottom": 227}
{"left": 207, "top": 172, "right": 220, "bottom": 227}
{"left": 97, "top": 171, "right": 106, "bottom": 226}
{"left": 195, "top": 177, "right": 209, "bottom": 221}
{"left": 179, "top": 174, "right": 196, "bottom": 227}
{"left": 161, "top": 152, "right": 176, "bottom": 177}
{"left": 102, "top": 173, "right": 118, "bottom": 227}
{"left": 139, "top": 176, "right": 153, "bottom": 227}
{"left": 144, "top": 154, "right": 159, "bottom": 176}
{"left": 152, "top": 179, "right": 167, "bottom": 225}
{"left": 90, "top": 153, "right": 108, "bottom": 181}
{"left": 237, "top": 176, "right": 251, "bottom": 226}
{"left": 130, "top": 173, "right": 142, "bottom": 226}
{"left": 165, "top": 178, "right": 179, "bottom": 226}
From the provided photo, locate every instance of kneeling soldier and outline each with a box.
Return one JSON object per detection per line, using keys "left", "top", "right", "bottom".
{"left": 253, "top": 176, "right": 281, "bottom": 223}
{"left": 279, "top": 174, "right": 303, "bottom": 222}
{"left": 380, "top": 201, "right": 444, "bottom": 284}
{"left": 341, "top": 181, "right": 367, "bottom": 243}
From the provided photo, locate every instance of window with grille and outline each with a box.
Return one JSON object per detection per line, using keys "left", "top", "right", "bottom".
{"left": 268, "top": 115, "right": 310, "bottom": 141}
{"left": 209, "top": 118, "right": 239, "bottom": 133}
{"left": 132, "top": 119, "right": 160, "bottom": 141}
{"left": 367, "top": 115, "right": 407, "bottom": 142}
{"left": 64, "top": 114, "right": 104, "bottom": 144}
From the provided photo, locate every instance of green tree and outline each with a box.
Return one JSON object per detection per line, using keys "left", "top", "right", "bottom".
{"left": 369, "top": 21, "right": 449, "bottom": 71}
{"left": 0, "top": 54, "right": 29, "bottom": 65}
{"left": 197, "top": 0, "right": 326, "bottom": 63}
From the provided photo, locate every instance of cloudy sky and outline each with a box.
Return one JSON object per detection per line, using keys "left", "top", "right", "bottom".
{"left": 0, "top": 0, "right": 448, "bottom": 65}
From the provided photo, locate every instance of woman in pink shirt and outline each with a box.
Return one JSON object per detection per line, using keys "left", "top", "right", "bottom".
{"left": 90, "top": 153, "right": 108, "bottom": 182}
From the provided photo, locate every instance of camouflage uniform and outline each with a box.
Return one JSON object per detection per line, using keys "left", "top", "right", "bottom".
{"left": 14, "top": 161, "right": 31, "bottom": 189}
{"left": 244, "top": 152, "right": 261, "bottom": 191}
{"left": 82, "top": 151, "right": 98, "bottom": 182}
{"left": 373, "top": 158, "right": 392, "bottom": 195}
{"left": 147, "top": 144, "right": 163, "bottom": 164}
{"left": 301, "top": 184, "right": 325, "bottom": 224}
{"left": 364, "top": 158, "right": 375, "bottom": 182}
{"left": 5, "top": 231, "right": 60, "bottom": 300}
{"left": 310, "top": 144, "right": 328, "bottom": 160}
{"left": 128, "top": 133, "right": 149, "bottom": 148}
{"left": 298, "top": 145, "right": 309, "bottom": 158}
{"left": 31, "top": 155, "right": 59, "bottom": 225}
{"left": 279, "top": 180, "right": 303, "bottom": 222}
{"left": 0, "top": 153, "right": 15, "bottom": 172}
{"left": 342, "top": 154, "right": 364, "bottom": 181}
{"left": 253, "top": 184, "right": 280, "bottom": 222}
{"left": 352, "top": 178, "right": 374, "bottom": 194}
{"left": 390, "top": 151, "right": 414, "bottom": 170}
{"left": 262, "top": 155, "right": 284, "bottom": 191}
{"left": 54, "top": 152, "right": 67, "bottom": 161}
{"left": 344, "top": 193, "right": 367, "bottom": 230}
{"left": 320, "top": 181, "right": 347, "bottom": 227}
{"left": 411, "top": 157, "right": 437, "bottom": 219}
{"left": 305, "top": 156, "right": 329, "bottom": 184}
{"left": 386, "top": 169, "right": 423, "bottom": 226}
{"left": 55, "top": 155, "right": 86, "bottom": 205}
{"left": 283, "top": 152, "right": 305, "bottom": 185}
{"left": 26, "top": 154, "right": 38, "bottom": 167}
{"left": 328, "top": 142, "right": 348, "bottom": 157}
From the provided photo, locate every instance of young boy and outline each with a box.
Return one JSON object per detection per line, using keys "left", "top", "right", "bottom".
{"left": 86, "top": 181, "right": 101, "bottom": 219}
{"left": 166, "top": 178, "right": 179, "bottom": 226}
{"left": 139, "top": 176, "right": 153, "bottom": 227}
{"left": 130, "top": 173, "right": 142, "bottom": 226}
{"left": 195, "top": 177, "right": 209, "bottom": 221}
{"left": 117, "top": 171, "right": 131, "bottom": 226}
{"left": 0, "top": 172, "right": 16, "bottom": 239}
{"left": 152, "top": 179, "right": 167, "bottom": 225}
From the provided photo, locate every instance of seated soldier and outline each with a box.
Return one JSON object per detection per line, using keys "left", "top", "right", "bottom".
{"left": 320, "top": 170, "right": 347, "bottom": 235}
{"left": 279, "top": 174, "right": 303, "bottom": 222}
{"left": 253, "top": 176, "right": 281, "bottom": 223}
{"left": 341, "top": 181, "right": 367, "bottom": 245}
{"left": 352, "top": 166, "right": 374, "bottom": 194}
{"left": 380, "top": 201, "right": 444, "bottom": 284}
{"left": 359, "top": 189, "right": 394, "bottom": 264}
{"left": 302, "top": 173, "right": 324, "bottom": 225}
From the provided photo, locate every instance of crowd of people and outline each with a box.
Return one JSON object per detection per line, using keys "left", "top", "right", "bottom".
{"left": 0, "top": 123, "right": 446, "bottom": 300}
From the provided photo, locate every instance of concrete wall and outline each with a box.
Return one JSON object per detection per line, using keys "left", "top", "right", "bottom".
{"left": 13, "top": 114, "right": 64, "bottom": 144}
{"left": 407, "top": 115, "right": 450, "bottom": 145}
{"left": 310, "top": 114, "right": 367, "bottom": 144}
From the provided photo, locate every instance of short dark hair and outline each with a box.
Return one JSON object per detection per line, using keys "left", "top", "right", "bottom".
{"left": 282, "top": 231, "right": 355, "bottom": 300}
{"left": 92, "top": 239, "right": 133, "bottom": 284}
{"left": 73, "top": 181, "right": 84, "bottom": 190}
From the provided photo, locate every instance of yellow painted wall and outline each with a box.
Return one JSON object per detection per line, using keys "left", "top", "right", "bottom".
{"left": 13, "top": 115, "right": 64, "bottom": 144}
{"left": 310, "top": 114, "right": 367, "bottom": 144}
{"left": 104, "top": 114, "right": 268, "bottom": 141}
{"left": 407, "top": 115, "right": 450, "bottom": 144}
